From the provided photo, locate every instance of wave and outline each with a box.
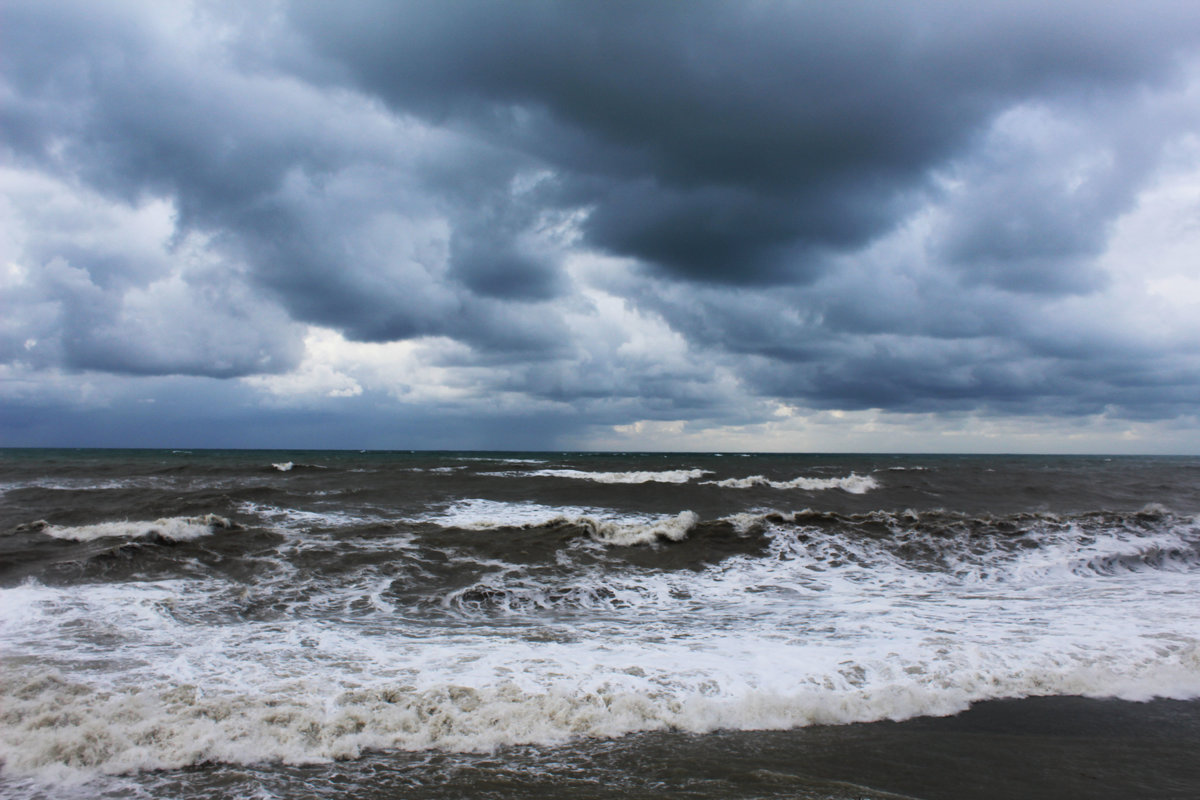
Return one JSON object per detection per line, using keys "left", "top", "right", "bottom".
{"left": 2, "top": 478, "right": 174, "bottom": 492}
{"left": 748, "top": 505, "right": 1200, "bottom": 580}
{"left": 415, "top": 500, "right": 1200, "bottom": 569}
{"left": 238, "top": 501, "right": 392, "bottom": 532}
{"left": 489, "top": 468, "right": 711, "bottom": 484}
{"left": 20, "top": 514, "right": 238, "bottom": 543}
{"left": 425, "top": 506, "right": 1200, "bottom": 620}
{"left": 573, "top": 510, "right": 699, "bottom": 546}
{"left": 5, "top": 648, "right": 1200, "bottom": 783}
{"left": 6, "top": 504, "right": 1200, "bottom": 784}
{"left": 418, "top": 500, "right": 700, "bottom": 546}
{"left": 702, "top": 473, "right": 879, "bottom": 493}
{"left": 269, "top": 462, "right": 328, "bottom": 472}
{"left": 416, "top": 498, "right": 604, "bottom": 530}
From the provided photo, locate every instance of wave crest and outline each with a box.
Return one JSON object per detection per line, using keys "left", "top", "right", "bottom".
{"left": 573, "top": 510, "right": 700, "bottom": 546}
{"left": 7, "top": 651, "right": 1200, "bottom": 783}
{"left": 418, "top": 500, "right": 699, "bottom": 546}
{"left": 25, "top": 514, "right": 238, "bottom": 543}
{"left": 494, "top": 468, "right": 711, "bottom": 484}
{"left": 754, "top": 506, "right": 1200, "bottom": 580}
{"left": 704, "top": 473, "right": 879, "bottom": 493}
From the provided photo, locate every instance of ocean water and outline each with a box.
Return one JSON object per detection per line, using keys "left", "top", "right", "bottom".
{"left": 3, "top": 449, "right": 1200, "bottom": 799}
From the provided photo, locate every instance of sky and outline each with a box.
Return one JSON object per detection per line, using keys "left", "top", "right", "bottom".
{"left": 3, "top": 0, "right": 1200, "bottom": 453}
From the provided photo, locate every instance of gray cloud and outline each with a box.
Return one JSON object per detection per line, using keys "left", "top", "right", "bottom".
{"left": 0, "top": 374, "right": 578, "bottom": 450}
{"left": 289, "top": 0, "right": 1200, "bottom": 284}
{"left": 3, "top": 0, "right": 1200, "bottom": 446}
{"left": 1, "top": 0, "right": 580, "bottom": 362}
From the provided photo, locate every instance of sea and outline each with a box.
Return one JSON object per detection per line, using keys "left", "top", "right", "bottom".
{"left": 3, "top": 449, "right": 1200, "bottom": 799}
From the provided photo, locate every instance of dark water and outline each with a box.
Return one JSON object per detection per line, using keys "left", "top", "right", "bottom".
{"left": 3, "top": 449, "right": 1200, "bottom": 798}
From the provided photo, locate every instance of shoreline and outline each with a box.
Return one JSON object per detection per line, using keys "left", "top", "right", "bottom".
{"left": 6, "top": 695, "right": 1198, "bottom": 800}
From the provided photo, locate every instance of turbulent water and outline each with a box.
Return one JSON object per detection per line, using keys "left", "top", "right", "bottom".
{"left": 3, "top": 450, "right": 1200, "bottom": 799}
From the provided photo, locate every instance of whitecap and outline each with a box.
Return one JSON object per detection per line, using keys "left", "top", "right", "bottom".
{"left": 522, "top": 468, "right": 711, "bottom": 484}
{"left": 8, "top": 503, "right": 1200, "bottom": 785}
{"left": 574, "top": 510, "right": 699, "bottom": 546}
{"left": 416, "top": 499, "right": 699, "bottom": 546}
{"left": 31, "top": 514, "right": 236, "bottom": 542}
{"left": 416, "top": 498, "right": 605, "bottom": 530}
{"left": 5, "top": 641, "right": 1200, "bottom": 783}
{"left": 703, "top": 473, "right": 879, "bottom": 493}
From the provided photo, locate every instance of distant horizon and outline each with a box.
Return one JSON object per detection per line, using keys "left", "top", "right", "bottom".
{"left": 2, "top": 445, "right": 1194, "bottom": 458}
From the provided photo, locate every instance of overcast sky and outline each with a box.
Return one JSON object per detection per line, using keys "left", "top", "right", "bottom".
{"left": 3, "top": 0, "right": 1200, "bottom": 452}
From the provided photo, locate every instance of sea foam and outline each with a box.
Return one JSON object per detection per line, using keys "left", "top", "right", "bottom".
{"left": 6, "top": 487, "right": 1200, "bottom": 786}
{"left": 26, "top": 514, "right": 236, "bottom": 542}
{"left": 4, "top": 644, "right": 1200, "bottom": 783}
{"left": 703, "top": 473, "right": 879, "bottom": 493}
{"left": 489, "top": 468, "right": 711, "bottom": 484}
{"left": 417, "top": 499, "right": 700, "bottom": 546}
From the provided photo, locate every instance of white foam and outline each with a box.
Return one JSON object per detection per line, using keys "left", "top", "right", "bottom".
{"left": 576, "top": 510, "right": 699, "bottom": 546}
{"left": 4, "top": 583, "right": 1199, "bottom": 785}
{"left": 416, "top": 498, "right": 605, "bottom": 529}
{"left": 32, "top": 514, "right": 234, "bottom": 542}
{"left": 239, "top": 502, "right": 388, "bottom": 531}
{"left": 458, "top": 457, "right": 549, "bottom": 464}
{"left": 270, "top": 462, "right": 328, "bottom": 472}
{"left": 6, "top": 510, "right": 1200, "bottom": 783}
{"left": 9, "top": 649, "right": 1198, "bottom": 785}
{"left": 417, "top": 499, "right": 700, "bottom": 546}
{"left": 488, "top": 468, "right": 711, "bottom": 484}
{"left": 4, "top": 477, "right": 172, "bottom": 491}
{"left": 703, "top": 473, "right": 879, "bottom": 493}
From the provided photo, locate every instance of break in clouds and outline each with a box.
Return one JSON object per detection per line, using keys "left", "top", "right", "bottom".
{"left": 3, "top": 0, "right": 1200, "bottom": 450}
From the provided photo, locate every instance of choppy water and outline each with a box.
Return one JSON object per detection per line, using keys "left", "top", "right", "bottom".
{"left": 3, "top": 450, "right": 1200, "bottom": 798}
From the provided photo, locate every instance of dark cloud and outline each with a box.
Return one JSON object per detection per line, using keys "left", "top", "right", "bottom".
{"left": 3, "top": 0, "right": 1200, "bottom": 446}
{"left": 1, "top": 0, "right": 578, "bottom": 364}
{"left": 290, "top": 0, "right": 1200, "bottom": 284}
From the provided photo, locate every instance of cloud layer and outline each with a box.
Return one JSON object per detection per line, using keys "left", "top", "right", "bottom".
{"left": 3, "top": 0, "right": 1200, "bottom": 450}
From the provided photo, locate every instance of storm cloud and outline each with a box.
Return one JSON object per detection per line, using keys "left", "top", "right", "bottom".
{"left": 2, "top": 0, "right": 1200, "bottom": 450}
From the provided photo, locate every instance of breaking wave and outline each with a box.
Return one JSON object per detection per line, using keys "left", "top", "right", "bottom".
{"left": 269, "top": 462, "right": 328, "bottom": 472}
{"left": 5, "top": 647, "right": 1200, "bottom": 783}
{"left": 19, "top": 514, "right": 237, "bottom": 543}
{"left": 492, "top": 468, "right": 711, "bottom": 484}
{"left": 6, "top": 449, "right": 1200, "bottom": 789}
{"left": 418, "top": 499, "right": 700, "bottom": 546}
{"left": 703, "top": 473, "right": 879, "bottom": 493}
{"left": 743, "top": 505, "right": 1200, "bottom": 581}
{"left": 574, "top": 510, "right": 699, "bottom": 546}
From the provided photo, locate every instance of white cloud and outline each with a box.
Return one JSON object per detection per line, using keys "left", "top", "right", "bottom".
{"left": 243, "top": 326, "right": 485, "bottom": 405}
{"left": 0, "top": 163, "right": 303, "bottom": 376}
